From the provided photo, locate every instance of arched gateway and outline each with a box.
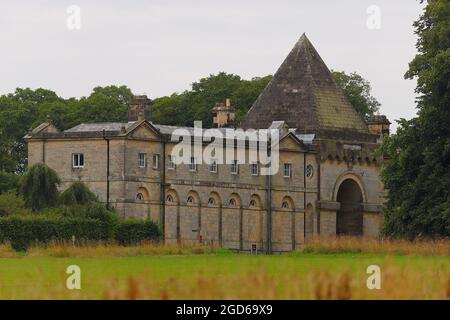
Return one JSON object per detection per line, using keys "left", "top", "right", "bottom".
{"left": 336, "top": 179, "right": 363, "bottom": 236}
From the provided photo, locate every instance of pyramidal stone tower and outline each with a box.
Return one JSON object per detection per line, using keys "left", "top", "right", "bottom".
{"left": 242, "top": 34, "right": 370, "bottom": 139}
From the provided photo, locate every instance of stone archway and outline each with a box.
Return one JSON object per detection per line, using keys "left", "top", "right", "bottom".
{"left": 336, "top": 179, "right": 363, "bottom": 235}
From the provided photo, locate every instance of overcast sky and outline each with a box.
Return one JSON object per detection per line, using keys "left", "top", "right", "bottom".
{"left": 0, "top": 1, "right": 425, "bottom": 130}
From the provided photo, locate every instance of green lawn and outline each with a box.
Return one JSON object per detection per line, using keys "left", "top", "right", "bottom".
{"left": 0, "top": 252, "right": 448, "bottom": 299}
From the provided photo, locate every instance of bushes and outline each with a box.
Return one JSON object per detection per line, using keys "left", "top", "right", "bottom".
{"left": 0, "top": 213, "right": 162, "bottom": 251}
{"left": 0, "top": 215, "right": 113, "bottom": 251}
{"left": 0, "top": 171, "right": 20, "bottom": 194}
{"left": 59, "top": 182, "right": 98, "bottom": 206}
{"left": 115, "top": 219, "right": 162, "bottom": 246}
{"left": 0, "top": 192, "right": 30, "bottom": 217}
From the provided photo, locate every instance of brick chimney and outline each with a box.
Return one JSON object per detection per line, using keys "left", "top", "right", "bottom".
{"left": 367, "top": 115, "right": 391, "bottom": 142}
{"left": 212, "top": 98, "right": 236, "bottom": 128}
{"left": 128, "top": 95, "right": 152, "bottom": 122}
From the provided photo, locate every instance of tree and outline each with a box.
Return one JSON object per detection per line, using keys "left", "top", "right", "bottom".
{"left": 151, "top": 73, "right": 272, "bottom": 127}
{"left": 0, "top": 171, "right": 20, "bottom": 194}
{"left": 380, "top": 0, "right": 450, "bottom": 238}
{"left": 0, "top": 86, "right": 133, "bottom": 172}
{"left": 21, "top": 163, "right": 61, "bottom": 211}
{"left": 332, "top": 70, "right": 380, "bottom": 119}
{"left": 0, "top": 88, "right": 62, "bottom": 172}
{"left": 59, "top": 182, "right": 98, "bottom": 206}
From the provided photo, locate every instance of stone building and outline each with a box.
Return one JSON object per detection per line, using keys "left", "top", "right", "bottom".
{"left": 25, "top": 34, "right": 388, "bottom": 252}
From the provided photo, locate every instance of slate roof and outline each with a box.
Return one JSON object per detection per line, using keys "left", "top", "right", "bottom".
{"left": 65, "top": 122, "right": 134, "bottom": 132}
{"left": 241, "top": 34, "right": 370, "bottom": 137}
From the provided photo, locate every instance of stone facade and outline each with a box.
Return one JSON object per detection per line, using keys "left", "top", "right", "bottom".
{"left": 25, "top": 34, "right": 387, "bottom": 252}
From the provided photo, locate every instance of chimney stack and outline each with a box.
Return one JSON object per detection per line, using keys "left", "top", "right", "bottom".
{"left": 128, "top": 95, "right": 152, "bottom": 122}
{"left": 212, "top": 98, "right": 236, "bottom": 128}
{"left": 366, "top": 115, "right": 391, "bottom": 142}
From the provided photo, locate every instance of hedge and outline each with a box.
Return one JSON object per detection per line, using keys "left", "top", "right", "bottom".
{"left": 115, "top": 219, "right": 162, "bottom": 246}
{"left": 0, "top": 214, "right": 162, "bottom": 251}
{"left": 0, "top": 215, "right": 113, "bottom": 251}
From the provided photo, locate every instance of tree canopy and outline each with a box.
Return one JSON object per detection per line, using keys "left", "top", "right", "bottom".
{"left": 21, "top": 163, "right": 60, "bottom": 211}
{"left": 380, "top": 0, "right": 450, "bottom": 238}
{"left": 332, "top": 70, "right": 380, "bottom": 119}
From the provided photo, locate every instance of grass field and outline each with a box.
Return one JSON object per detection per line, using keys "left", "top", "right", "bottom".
{"left": 0, "top": 240, "right": 449, "bottom": 300}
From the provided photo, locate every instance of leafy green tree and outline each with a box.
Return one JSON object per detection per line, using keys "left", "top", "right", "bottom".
{"left": 74, "top": 85, "right": 133, "bottom": 124}
{"left": 152, "top": 73, "right": 272, "bottom": 127}
{"left": 0, "top": 86, "right": 132, "bottom": 172}
{"left": 0, "top": 88, "right": 62, "bottom": 172}
{"left": 21, "top": 163, "right": 61, "bottom": 211}
{"left": 59, "top": 182, "right": 98, "bottom": 206}
{"left": 332, "top": 71, "right": 380, "bottom": 119}
{"left": 380, "top": 0, "right": 450, "bottom": 238}
{"left": 0, "top": 171, "right": 20, "bottom": 194}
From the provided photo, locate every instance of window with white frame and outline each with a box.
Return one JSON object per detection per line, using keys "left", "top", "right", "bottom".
{"left": 138, "top": 153, "right": 146, "bottom": 168}
{"left": 168, "top": 155, "right": 176, "bottom": 170}
{"left": 250, "top": 162, "right": 259, "bottom": 176}
{"left": 189, "top": 157, "right": 197, "bottom": 172}
{"left": 284, "top": 163, "right": 292, "bottom": 178}
{"left": 72, "top": 153, "right": 84, "bottom": 168}
{"left": 210, "top": 158, "right": 217, "bottom": 173}
{"left": 231, "top": 160, "right": 239, "bottom": 175}
{"left": 152, "top": 154, "right": 160, "bottom": 169}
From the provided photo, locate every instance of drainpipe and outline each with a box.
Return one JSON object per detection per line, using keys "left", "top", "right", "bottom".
{"left": 160, "top": 139, "right": 166, "bottom": 240}
{"left": 42, "top": 139, "right": 46, "bottom": 163}
{"left": 317, "top": 156, "right": 321, "bottom": 234}
{"left": 266, "top": 145, "right": 273, "bottom": 254}
{"left": 303, "top": 152, "right": 307, "bottom": 240}
{"left": 102, "top": 129, "right": 110, "bottom": 209}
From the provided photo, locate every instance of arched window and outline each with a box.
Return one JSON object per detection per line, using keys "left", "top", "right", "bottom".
{"left": 282, "top": 201, "right": 290, "bottom": 209}
{"left": 306, "top": 164, "right": 314, "bottom": 179}
{"left": 187, "top": 196, "right": 194, "bottom": 204}
{"left": 136, "top": 193, "right": 144, "bottom": 201}
{"left": 249, "top": 199, "right": 257, "bottom": 207}
{"left": 166, "top": 195, "right": 173, "bottom": 203}
{"left": 229, "top": 198, "right": 236, "bottom": 206}
{"left": 208, "top": 197, "right": 215, "bottom": 205}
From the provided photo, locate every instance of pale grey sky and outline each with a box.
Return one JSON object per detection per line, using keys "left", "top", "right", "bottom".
{"left": 0, "top": 0, "right": 424, "bottom": 130}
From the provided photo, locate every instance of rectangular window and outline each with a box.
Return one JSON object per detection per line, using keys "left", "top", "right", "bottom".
{"left": 284, "top": 163, "right": 292, "bottom": 178}
{"left": 250, "top": 162, "right": 259, "bottom": 176}
{"left": 152, "top": 154, "right": 160, "bottom": 169}
{"left": 189, "top": 157, "right": 197, "bottom": 172}
{"left": 72, "top": 153, "right": 84, "bottom": 168}
{"left": 210, "top": 159, "right": 217, "bottom": 173}
{"left": 138, "top": 153, "right": 146, "bottom": 168}
{"left": 168, "top": 155, "right": 175, "bottom": 170}
{"left": 231, "top": 160, "right": 239, "bottom": 175}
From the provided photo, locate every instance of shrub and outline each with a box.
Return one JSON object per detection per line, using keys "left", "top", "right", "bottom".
{"left": 56, "top": 202, "right": 119, "bottom": 225}
{"left": 22, "top": 163, "right": 60, "bottom": 211}
{"left": 0, "top": 215, "right": 114, "bottom": 251}
{"left": 59, "top": 182, "right": 98, "bottom": 206}
{"left": 115, "top": 219, "right": 162, "bottom": 246}
{"left": 0, "top": 192, "right": 30, "bottom": 216}
{"left": 0, "top": 171, "right": 20, "bottom": 194}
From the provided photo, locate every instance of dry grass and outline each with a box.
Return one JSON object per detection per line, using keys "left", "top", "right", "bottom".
{"left": 100, "top": 266, "right": 450, "bottom": 300}
{"left": 300, "top": 236, "right": 450, "bottom": 256}
{"left": 0, "top": 242, "right": 227, "bottom": 258}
